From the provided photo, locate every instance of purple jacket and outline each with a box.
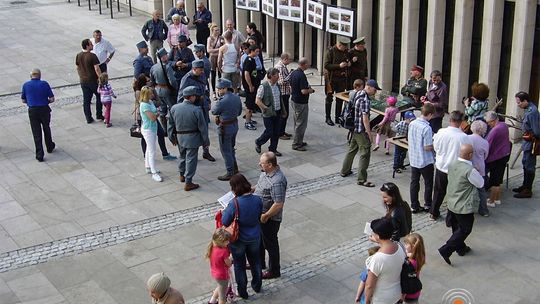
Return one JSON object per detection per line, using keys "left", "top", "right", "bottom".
{"left": 425, "top": 81, "right": 448, "bottom": 119}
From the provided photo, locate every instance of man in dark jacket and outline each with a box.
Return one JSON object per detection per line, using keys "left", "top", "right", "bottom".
{"left": 401, "top": 65, "right": 428, "bottom": 106}
{"left": 421, "top": 70, "right": 448, "bottom": 133}
{"left": 193, "top": 1, "right": 212, "bottom": 49}
{"left": 348, "top": 37, "right": 368, "bottom": 88}
{"left": 324, "top": 36, "right": 351, "bottom": 126}
{"left": 141, "top": 10, "right": 168, "bottom": 63}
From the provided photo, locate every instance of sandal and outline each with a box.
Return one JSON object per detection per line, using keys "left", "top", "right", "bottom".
{"left": 394, "top": 168, "right": 402, "bottom": 173}
{"left": 372, "top": 145, "right": 379, "bottom": 151}
{"left": 357, "top": 181, "right": 375, "bottom": 187}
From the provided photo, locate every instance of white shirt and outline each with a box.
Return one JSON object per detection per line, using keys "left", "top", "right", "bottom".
{"left": 366, "top": 244, "right": 406, "bottom": 304}
{"left": 433, "top": 126, "right": 472, "bottom": 173}
{"left": 92, "top": 38, "right": 115, "bottom": 64}
{"left": 456, "top": 158, "right": 484, "bottom": 188}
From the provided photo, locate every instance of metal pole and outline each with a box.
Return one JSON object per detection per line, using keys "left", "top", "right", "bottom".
{"left": 110, "top": 0, "right": 113, "bottom": 18}
{"left": 320, "top": 30, "right": 325, "bottom": 86}
{"left": 88, "top": 0, "right": 91, "bottom": 10}
{"left": 77, "top": 0, "right": 80, "bottom": 6}
{"left": 117, "top": 0, "right": 120, "bottom": 12}
{"left": 272, "top": 17, "right": 277, "bottom": 66}
{"left": 98, "top": 0, "right": 101, "bottom": 14}
{"left": 129, "top": 0, "right": 132, "bottom": 16}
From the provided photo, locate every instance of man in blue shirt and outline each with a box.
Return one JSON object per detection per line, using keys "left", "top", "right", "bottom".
{"left": 193, "top": 2, "right": 212, "bottom": 50}
{"left": 513, "top": 91, "right": 540, "bottom": 198}
{"left": 21, "top": 69, "right": 56, "bottom": 162}
{"left": 289, "top": 58, "right": 315, "bottom": 151}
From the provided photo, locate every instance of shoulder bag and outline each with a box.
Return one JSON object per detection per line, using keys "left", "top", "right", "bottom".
{"left": 225, "top": 198, "right": 240, "bottom": 242}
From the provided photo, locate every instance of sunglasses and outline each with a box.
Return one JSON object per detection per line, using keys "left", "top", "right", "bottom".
{"left": 380, "top": 183, "right": 395, "bottom": 192}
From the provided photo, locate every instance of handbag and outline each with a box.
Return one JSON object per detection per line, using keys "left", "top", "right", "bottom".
{"left": 130, "top": 123, "right": 143, "bottom": 138}
{"left": 224, "top": 198, "right": 240, "bottom": 243}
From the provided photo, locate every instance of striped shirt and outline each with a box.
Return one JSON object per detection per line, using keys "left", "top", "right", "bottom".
{"left": 354, "top": 90, "right": 371, "bottom": 133}
{"left": 274, "top": 60, "right": 291, "bottom": 95}
{"left": 98, "top": 83, "right": 115, "bottom": 103}
{"left": 254, "top": 168, "right": 288, "bottom": 222}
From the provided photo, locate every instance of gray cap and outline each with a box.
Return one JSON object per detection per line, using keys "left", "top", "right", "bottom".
{"left": 193, "top": 44, "right": 205, "bottom": 52}
{"left": 216, "top": 78, "right": 232, "bottom": 89}
{"left": 366, "top": 79, "right": 381, "bottom": 90}
{"left": 192, "top": 59, "right": 204, "bottom": 68}
{"left": 183, "top": 86, "right": 198, "bottom": 97}
{"left": 177, "top": 34, "right": 188, "bottom": 43}
{"left": 136, "top": 41, "right": 148, "bottom": 49}
{"left": 157, "top": 48, "right": 168, "bottom": 58}
{"left": 353, "top": 36, "right": 365, "bottom": 45}
{"left": 337, "top": 36, "right": 351, "bottom": 45}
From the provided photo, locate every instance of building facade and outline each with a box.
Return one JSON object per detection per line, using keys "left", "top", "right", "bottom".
{"left": 142, "top": 0, "right": 539, "bottom": 136}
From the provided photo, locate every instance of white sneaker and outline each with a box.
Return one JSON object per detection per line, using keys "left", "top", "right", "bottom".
{"left": 146, "top": 168, "right": 161, "bottom": 174}
{"left": 494, "top": 200, "right": 501, "bottom": 205}
{"left": 487, "top": 202, "right": 496, "bottom": 208}
{"left": 152, "top": 173, "right": 163, "bottom": 182}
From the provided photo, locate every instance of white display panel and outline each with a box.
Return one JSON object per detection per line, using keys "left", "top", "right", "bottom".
{"left": 236, "top": 0, "right": 260, "bottom": 11}
{"left": 325, "top": 6, "right": 354, "bottom": 37}
{"left": 306, "top": 0, "right": 324, "bottom": 30}
{"left": 276, "top": 0, "right": 304, "bottom": 23}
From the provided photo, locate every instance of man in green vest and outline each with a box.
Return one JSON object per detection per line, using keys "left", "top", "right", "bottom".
{"left": 438, "top": 143, "right": 484, "bottom": 265}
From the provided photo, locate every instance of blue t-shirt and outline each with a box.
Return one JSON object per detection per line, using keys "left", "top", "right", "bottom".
{"left": 358, "top": 269, "right": 368, "bottom": 304}
{"left": 21, "top": 79, "right": 54, "bottom": 107}
{"left": 221, "top": 194, "right": 263, "bottom": 242}
{"left": 139, "top": 101, "right": 158, "bottom": 133}
{"left": 290, "top": 68, "right": 310, "bottom": 104}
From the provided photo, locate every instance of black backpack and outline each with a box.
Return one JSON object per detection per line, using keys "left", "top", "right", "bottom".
{"left": 339, "top": 92, "right": 357, "bottom": 130}
{"left": 401, "top": 258, "right": 422, "bottom": 294}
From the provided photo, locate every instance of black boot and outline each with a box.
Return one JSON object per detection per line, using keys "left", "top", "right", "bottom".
{"left": 202, "top": 147, "right": 216, "bottom": 162}
{"left": 233, "top": 162, "right": 239, "bottom": 174}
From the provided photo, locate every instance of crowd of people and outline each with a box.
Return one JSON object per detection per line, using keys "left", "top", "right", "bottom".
{"left": 18, "top": 1, "right": 540, "bottom": 303}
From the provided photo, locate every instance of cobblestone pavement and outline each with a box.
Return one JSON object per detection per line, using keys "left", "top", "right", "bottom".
{"left": 1, "top": 2, "right": 540, "bottom": 304}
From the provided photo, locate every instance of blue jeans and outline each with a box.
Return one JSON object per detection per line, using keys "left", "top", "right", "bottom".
{"left": 256, "top": 111, "right": 281, "bottom": 152}
{"left": 229, "top": 238, "right": 262, "bottom": 298}
{"left": 393, "top": 145, "right": 407, "bottom": 169}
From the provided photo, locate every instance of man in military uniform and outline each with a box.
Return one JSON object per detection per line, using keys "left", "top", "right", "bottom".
{"left": 133, "top": 41, "right": 154, "bottom": 78}
{"left": 178, "top": 59, "right": 216, "bottom": 162}
{"left": 193, "top": 44, "right": 211, "bottom": 89}
{"left": 401, "top": 65, "right": 428, "bottom": 106}
{"left": 168, "top": 86, "right": 210, "bottom": 191}
{"left": 348, "top": 37, "right": 368, "bottom": 88}
{"left": 211, "top": 78, "right": 242, "bottom": 181}
{"left": 169, "top": 35, "right": 195, "bottom": 90}
{"left": 324, "top": 36, "right": 351, "bottom": 126}
{"left": 150, "top": 48, "right": 177, "bottom": 125}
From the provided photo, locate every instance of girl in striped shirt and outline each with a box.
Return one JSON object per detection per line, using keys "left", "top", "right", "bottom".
{"left": 98, "top": 73, "right": 117, "bottom": 127}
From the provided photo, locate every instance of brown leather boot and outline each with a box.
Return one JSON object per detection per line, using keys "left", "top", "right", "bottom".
{"left": 514, "top": 188, "right": 532, "bottom": 198}
{"left": 184, "top": 183, "right": 200, "bottom": 191}
{"left": 179, "top": 175, "right": 185, "bottom": 183}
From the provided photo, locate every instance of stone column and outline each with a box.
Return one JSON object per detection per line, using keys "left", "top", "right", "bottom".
{"left": 208, "top": 0, "right": 221, "bottom": 28}
{"left": 424, "top": 0, "right": 445, "bottom": 75}
{"left": 479, "top": 0, "right": 504, "bottom": 105}
{"left": 448, "top": 0, "right": 474, "bottom": 112}
{"left": 356, "top": 0, "right": 372, "bottom": 77}
{"left": 400, "top": 0, "right": 420, "bottom": 87}
{"left": 377, "top": 0, "right": 395, "bottom": 91}
{"left": 299, "top": 23, "right": 313, "bottom": 63}
{"left": 221, "top": 2, "right": 234, "bottom": 30}
{"left": 316, "top": 0, "right": 331, "bottom": 75}
{"left": 265, "top": 16, "right": 277, "bottom": 58}
{"left": 162, "top": 0, "right": 172, "bottom": 18}
{"left": 282, "top": 21, "right": 295, "bottom": 58}
{"left": 506, "top": 0, "right": 536, "bottom": 124}
{"left": 236, "top": 9, "right": 249, "bottom": 31}
{"left": 185, "top": 0, "right": 195, "bottom": 17}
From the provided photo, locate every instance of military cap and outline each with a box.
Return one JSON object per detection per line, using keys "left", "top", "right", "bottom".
{"left": 177, "top": 35, "right": 188, "bottom": 43}
{"left": 136, "top": 41, "right": 148, "bottom": 49}
{"left": 192, "top": 59, "right": 204, "bottom": 68}
{"left": 353, "top": 37, "right": 366, "bottom": 45}
{"left": 157, "top": 48, "right": 168, "bottom": 58}
{"left": 337, "top": 36, "right": 351, "bottom": 45}
{"left": 411, "top": 65, "right": 424, "bottom": 73}
{"left": 183, "top": 86, "right": 198, "bottom": 97}
{"left": 216, "top": 78, "right": 232, "bottom": 89}
{"left": 193, "top": 44, "right": 205, "bottom": 52}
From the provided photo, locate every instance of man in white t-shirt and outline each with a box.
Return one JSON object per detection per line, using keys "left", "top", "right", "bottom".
{"left": 91, "top": 30, "right": 115, "bottom": 73}
{"left": 431, "top": 111, "right": 471, "bottom": 220}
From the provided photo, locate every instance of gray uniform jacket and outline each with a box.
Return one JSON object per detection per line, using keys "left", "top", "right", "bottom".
{"left": 168, "top": 101, "right": 210, "bottom": 148}
{"left": 211, "top": 92, "right": 242, "bottom": 133}
{"left": 150, "top": 61, "right": 177, "bottom": 88}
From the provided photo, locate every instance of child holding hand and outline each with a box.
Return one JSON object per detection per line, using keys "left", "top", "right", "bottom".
{"left": 355, "top": 246, "right": 380, "bottom": 303}
{"left": 206, "top": 228, "right": 233, "bottom": 304}
{"left": 98, "top": 73, "right": 117, "bottom": 127}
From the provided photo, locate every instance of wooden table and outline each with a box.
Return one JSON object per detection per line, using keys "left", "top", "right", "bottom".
{"left": 335, "top": 91, "right": 417, "bottom": 116}
{"left": 386, "top": 136, "right": 409, "bottom": 149}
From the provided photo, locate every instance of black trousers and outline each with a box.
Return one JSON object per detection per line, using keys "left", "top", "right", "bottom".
{"left": 196, "top": 27, "right": 210, "bottom": 49}
{"left": 431, "top": 169, "right": 448, "bottom": 218}
{"left": 279, "top": 95, "right": 290, "bottom": 136}
{"left": 439, "top": 211, "right": 474, "bottom": 256}
{"left": 28, "top": 106, "right": 54, "bottom": 159}
{"left": 260, "top": 220, "right": 281, "bottom": 275}
{"left": 325, "top": 79, "right": 347, "bottom": 120}
{"left": 99, "top": 63, "right": 107, "bottom": 73}
{"left": 80, "top": 83, "right": 102, "bottom": 121}
{"left": 410, "top": 164, "right": 434, "bottom": 210}
{"left": 429, "top": 116, "right": 443, "bottom": 133}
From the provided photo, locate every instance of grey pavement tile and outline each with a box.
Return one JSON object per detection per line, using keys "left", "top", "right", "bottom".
{"left": 6, "top": 272, "right": 62, "bottom": 303}
{"left": 0, "top": 186, "right": 14, "bottom": 204}
{"left": 307, "top": 190, "right": 356, "bottom": 210}
{"left": 43, "top": 222, "right": 86, "bottom": 240}
{"left": 80, "top": 159, "right": 123, "bottom": 180}
{"left": 60, "top": 280, "right": 117, "bottom": 304}
{"left": 0, "top": 229, "right": 19, "bottom": 253}
{"left": 0, "top": 200, "right": 27, "bottom": 221}
{"left": 324, "top": 261, "right": 363, "bottom": 282}
{"left": 104, "top": 204, "right": 147, "bottom": 225}
{"left": 82, "top": 186, "right": 129, "bottom": 211}
{"left": 294, "top": 273, "right": 354, "bottom": 304}
{"left": 128, "top": 258, "right": 175, "bottom": 283}
{"left": 0, "top": 292, "right": 19, "bottom": 304}
{"left": 61, "top": 169, "right": 106, "bottom": 192}
{"left": 37, "top": 257, "right": 92, "bottom": 290}
{"left": 4, "top": 182, "right": 49, "bottom": 206}
{"left": 148, "top": 241, "right": 199, "bottom": 267}
{"left": 27, "top": 169, "right": 71, "bottom": 193}
{"left": 106, "top": 241, "right": 158, "bottom": 268}
{"left": 0, "top": 215, "right": 42, "bottom": 236}
{"left": 25, "top": 200, "right": 67, "bottom": 227}
{"left": 105, "top": 277, "right": 148, "bottom": 304}
{"left": 89, "top": 259, "right": 140, "bottom": 291}
{"left": 131, "top": 197, "right": 176, "bottom": 218}
{"left": 10, "top": 228, "right": 53, "bottom": 249}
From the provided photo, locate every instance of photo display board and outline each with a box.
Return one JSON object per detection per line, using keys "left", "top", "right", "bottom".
{"left": 306, "top": 0, "right": 324, "bottom": 30}
{"left": 325, "top": 6, "right": 354, "bottom": 37}
{"left": 276, "top": 0, "right": 304, "bottom": 23}
{"left": 236, "top": 0, "right": 261, "bottom": 11}
{"left": 262, "top": 0, "right": 275, "bottom": 17}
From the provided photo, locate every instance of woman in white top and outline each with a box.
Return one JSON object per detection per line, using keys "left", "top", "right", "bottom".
{"left": 365, "top": 217, "right": 406, "bottom": 304}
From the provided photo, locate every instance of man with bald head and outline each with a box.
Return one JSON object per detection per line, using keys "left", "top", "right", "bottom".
{"left": 438, "top": 143, "right": 484, "bottom": 265}
{"left": 22, "top": 69, "right": 56, "bottom": 162}
{"left": 224, "top": 19, "right": 245, "bottom": 51}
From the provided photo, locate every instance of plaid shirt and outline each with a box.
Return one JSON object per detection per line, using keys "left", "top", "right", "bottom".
{"left": 395, "top": 121, "right": 409, "bottom": 136}
{"left": 254, "top": 168, "right": 288, "bottom": 222}
{"left": 407, "top": 117, "right": 434, "bottom": 168}
{"left": 274, "top": 60, "right": 292, "bottom": 96}
{"left": 354, "top": 90, "right": 371, "bottom": 133}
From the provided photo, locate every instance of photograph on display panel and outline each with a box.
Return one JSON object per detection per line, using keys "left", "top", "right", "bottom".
{"left": 325, "top": 6, "right": 354, "bottom": 37}
{"left": 236, "top": 0, "right": 261, "bottom": 11}
{"left": 276, "top": 0, "right": 304, "bottom": 23}
{"left": 306, "top": 0, "right": 324, "bottom": 30}
{"left": 262, "top": 0, "right": 275, "bottom": 17}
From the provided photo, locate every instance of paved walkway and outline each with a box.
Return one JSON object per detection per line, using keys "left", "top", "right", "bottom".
{"left": 1, "top": 1, "right": 539, "bottom": 304}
